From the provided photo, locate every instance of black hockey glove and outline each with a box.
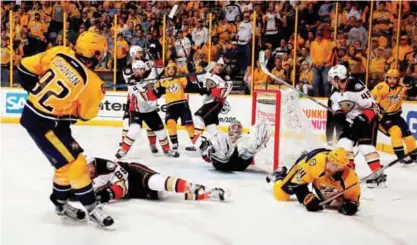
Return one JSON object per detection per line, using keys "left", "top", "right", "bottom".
{"left": 303, "top": 193, "right": 324, "bottom": 212}
{"left": 266, "top": 166, "right": 288, "bottom": 183}
{"left": 350, "top": 114, "right": 368, "bottom": 138}
{"left": 338, "top": 200, "right": 358, "bottom": 216}
{"left": 95, "top": 188, "right": 114, "bottom": 203}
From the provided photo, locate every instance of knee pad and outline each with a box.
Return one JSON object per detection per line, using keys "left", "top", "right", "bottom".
{"left": 388, "top": 126, "right": 403, "bottom": 146}
{"left": 336, "top": 138, "right": 354, "bottom": 152}
{"left": 67, "top": 154, "right": 91, "bottom": 189}
{"left": 194, "top": 116, "right": 205, "bottom": 131}
{"left": 273, "top": 180, "right": 290, "bottom": 201}
{"left": 167, "top": 119, "right": 177, "bottom": 136}
{"left": 54, "top": 164, "right": 70, "bottom": 186}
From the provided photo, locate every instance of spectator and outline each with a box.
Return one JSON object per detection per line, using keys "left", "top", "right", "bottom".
{"left": 1, "top": 37, "right": 11, "bottom": 86}
{"left": 192, "top": 20, "right": 208, "bottom": 48}
{"left": 373, "top": 2, "right": 392, "bottom": 34}
{"left": 271, "top": 57, "right": 285, "bottom": 82}
{"left": 224, "top": 1, "right": 241, "bottom": 23}
{"left": 298, "top": 47, "right": 312, "bottom": 67}
{"left": 115, "top": 33, "right": 129, "bottom": 85}
{"left": 237, "top": 11, "right": 253, "bottom": 71}
{"left": 345, "top": 45, "right": 366, "bottom": 81}
{"left": 297, "top": 61, "right": 314, "bottom": 95}
{"left": 348, "top": 19, "right": 368, "bottom": 47}
{"left": 310, "top": 25, "right": 334, "bottom": 97}
{"left": 393, "top": 35, "right": 413, "bottom": 67}
{"left": 28, "top": 13, "right": 47, "bottom": 39}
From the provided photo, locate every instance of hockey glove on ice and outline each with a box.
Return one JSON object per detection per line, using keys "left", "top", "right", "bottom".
{"left": 338, "top": 200, "right": 358, "bottom": 216}
{"left": 95, "top": 188, "right": 114, "bottom": 203}
{"left": 303, "top": 193, "right": 324, "bottom": 212}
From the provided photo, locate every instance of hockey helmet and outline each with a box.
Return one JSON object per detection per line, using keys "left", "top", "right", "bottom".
{"left": 75, "top": 31, "right": 108, "bottom": 59}
{"left": 328, "top": 65, "right": 348, "bottom": 81}
{"left": 228, "top": 121, "right": 243, "bottom": 142}
{"left": 327, "top": 148, "right": 349, "bottom": 168}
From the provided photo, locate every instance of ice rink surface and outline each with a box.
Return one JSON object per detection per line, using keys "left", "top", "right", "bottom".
{"left": 1, "top": 124, "right": 417, "bottom": 245}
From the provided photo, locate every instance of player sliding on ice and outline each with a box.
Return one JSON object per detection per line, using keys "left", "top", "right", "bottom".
{"left": 199, "top": 120, "right": 271, "bottom": 172}
{"left": 84, "top": 157, "right": 228, "bottom": 202}
{"left": 267, "top": 148, "right": 360, "bottom": 216}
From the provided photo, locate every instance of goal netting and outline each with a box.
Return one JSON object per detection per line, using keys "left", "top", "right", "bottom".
{"left": 251, "top": 88, "right": 325, "bottom": 173}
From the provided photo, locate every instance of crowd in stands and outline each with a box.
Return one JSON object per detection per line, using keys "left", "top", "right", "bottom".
{"left": 1, "top": 1, "right": 416, "bottom": 99}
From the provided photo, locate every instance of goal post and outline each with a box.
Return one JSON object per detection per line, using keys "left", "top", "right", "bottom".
{"left": 251, "top": 88, "right": 325, "bottom": 173}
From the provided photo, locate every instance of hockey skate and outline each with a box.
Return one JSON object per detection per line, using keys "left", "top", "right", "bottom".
{"left": 150, "top": 144, "right": 159, "bottom": 153}
{"left": 50, "top": 194, "right": 86, "bottom": 221}
{"left": 366, "top": 171, "right": 387, "bottom": 188}
{"left": 208, "top": 187, "right": 229, "bottom": 201}
{"left": 400, "top": 156, "right": 414, "bottom": 165}
{"left": 115, "top": 148, "right": 128, "bottom": 159}
{"left": 87, "top": 202, "right": 115, "bottom": 229}
{"left": 164, "top": 149, "right": 180, "bottom": 158}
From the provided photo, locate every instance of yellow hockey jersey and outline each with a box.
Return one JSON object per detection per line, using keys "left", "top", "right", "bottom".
{"left": 282, "top": 149, "right": 360, "bottom": 203}
{"left": 371, "top": 81, "right": 407, "bottom": 115}
{"left": 21, "top": 46, "right": 105, "bottom": 121}
{"left": 159, "top": 77, "right": 188, "bottom": 105}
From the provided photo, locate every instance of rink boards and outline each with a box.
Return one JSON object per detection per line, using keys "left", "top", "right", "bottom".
{"left": 1, "top": 87, "right": 416, "bottom": 154}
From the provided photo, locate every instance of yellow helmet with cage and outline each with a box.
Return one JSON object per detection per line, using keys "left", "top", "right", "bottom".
{"left": 75, "top": 31, "right": 108, "bottom": 59}
{"left": 327, "top": 148, "right": 349, "bottom": 168}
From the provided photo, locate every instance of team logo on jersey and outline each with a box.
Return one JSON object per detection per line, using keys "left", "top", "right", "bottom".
{"left": 167, "top": 83, "right": 180, "bottom": 93}
{"left": 388, "top": 94, "right": 400, "bottom": 105}
{"left": 220, "top": 101, "right": 231, "bottom": 114}
{"left": 106, "top": 161, "right": 116, "bottom": 170}
{"left": 338, "top": 100, "right": 355, "bottom": 113}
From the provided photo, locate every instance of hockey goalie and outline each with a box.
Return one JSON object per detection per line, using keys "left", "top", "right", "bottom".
{"left": 200, "top": 120, "right": 271, "bottom": 172}
{"left": 328, "top": 65, "right": 386, "bottom": 188}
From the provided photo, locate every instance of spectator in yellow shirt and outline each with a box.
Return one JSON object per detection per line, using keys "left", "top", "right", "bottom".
{"left": 28, "top": 13, "right": 47, "bottom": 39}
{"left": 373, "top": 2, "right": 392, "bottom": 32}
{"left": 310, "top": 25, "right": 335, "bottom": 96}
{"left": 392, "top": 35, "right": 413, "bottom": 63}
{"left": 297, "top": 61, "right": 314, "bottom": 95}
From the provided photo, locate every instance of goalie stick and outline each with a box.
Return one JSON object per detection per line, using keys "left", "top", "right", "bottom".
{"left": 319, "top": 148, "right": 417, "bottom": 206}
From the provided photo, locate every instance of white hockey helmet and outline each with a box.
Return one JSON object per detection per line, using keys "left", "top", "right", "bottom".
{"left": 129, "top": 45, "right": 144, "bottom": 57}
{"left": 132, "top": 60, "right": 147, "bottom": 70}
{"left": 205, "top": 74, "right": 224, "bottom": 88}
{"left": 328, "top": 64, "right": 348, "bottom": 81}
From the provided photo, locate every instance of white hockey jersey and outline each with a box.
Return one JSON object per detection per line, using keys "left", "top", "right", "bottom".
{"left": 90, "top": 157, "right": 129, "bottom": 197}
{"left": 128, "top": 66, "right": 160, "bottom": 113}
{"left": 330, "top": 78, "right": 377, "bottom": 120}
{"left": 196, "top": 71, "right": 233, "bottom": 104}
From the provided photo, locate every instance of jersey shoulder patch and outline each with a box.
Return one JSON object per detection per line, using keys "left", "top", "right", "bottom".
{"left": 345, "top": 78, "right": 366, "bottom": 92}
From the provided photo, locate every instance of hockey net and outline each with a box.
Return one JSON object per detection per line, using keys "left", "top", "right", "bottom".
{"left": 251, "top": 88, "right": 325, "bottom": 173}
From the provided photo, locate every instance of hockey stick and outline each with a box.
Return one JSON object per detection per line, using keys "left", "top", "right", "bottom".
{"left": 107, "top": 71, "right": 205, "bottom": 89}
{"left": 259, "top": 63, "right": 337, "bottom": 114}
{"left": 319, "top": 148, "right": 417, "bottom": 206}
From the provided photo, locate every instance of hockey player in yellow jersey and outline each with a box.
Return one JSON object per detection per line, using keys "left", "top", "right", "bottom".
{"left": 18, "top": 31, "right": 114, "bottom": 228}
{"left": 157, "top": 60, "right": 197, "bottom": 154}
{"left": 371, "top": 69, "right": 417, "bottom": 164}
{"left": 268, "top": 148, "right": 360, "bottom": 215}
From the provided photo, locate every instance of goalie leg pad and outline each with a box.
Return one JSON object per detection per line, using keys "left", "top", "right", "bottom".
{"left": 248, "top": 119, "right": 271, "bottom": 153}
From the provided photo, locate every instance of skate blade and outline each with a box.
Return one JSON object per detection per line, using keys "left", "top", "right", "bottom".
{"left": 366, "top": 182, "right": 387, "bottom": 189}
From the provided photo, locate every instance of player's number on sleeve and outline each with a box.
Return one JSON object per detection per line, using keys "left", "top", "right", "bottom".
{"left": 32, "top": 70, "right": 70, "bottom": 112}
{"left": 361, "top": 91, "right": 371, "bottom": 100}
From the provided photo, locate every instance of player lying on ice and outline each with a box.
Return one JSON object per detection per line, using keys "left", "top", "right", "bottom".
{"left": 83, "top": 156, "right": 229, "bottom": 203}
{"left": 267, "top": 147, "right": 360, "bottom": 216}
{"left": 200, "top": 120, "right": 271, "bottom": 172}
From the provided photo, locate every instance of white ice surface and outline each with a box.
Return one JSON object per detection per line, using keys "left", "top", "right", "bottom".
{"left": 1, "top": 124, "right": 417, "bottom": 245}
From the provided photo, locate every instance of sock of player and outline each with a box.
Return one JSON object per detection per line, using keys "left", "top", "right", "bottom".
{"left": 52, "top": 182, "right": 72, "bottom": 202}
{"left": 67, "top": 155, "right": 96, "bottom": 207}
{"left": 184, "top": 124, "right": 196, "bottom": 143}
{"left": 155, "top": 130, "right": 171, "bottom": 152}
{"left": 122, "top": 123, "right": 141, "bottom": 152}
{"left": 147, "top": 129, "right": 157, "bottom": 146}
{"left": 403, "top": 135, "right": 417, "bottom": 161}
{"left": 121, "top": 118, "right": 129, "bottom": 143}
{"left": 359, "top": 145, "right": 382, "bottom": 172}
{"left": 389, "top": 126, "right": 405, "bottom": 159}
{"left": 193, "top": 116, "right": 205, "bottom": 145}
{"left": 167, "top": 119, "right": 178, "bottom": 149}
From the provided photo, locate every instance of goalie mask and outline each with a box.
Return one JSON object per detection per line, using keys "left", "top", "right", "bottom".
{"left": 228, "top": 121, "right": 243, "bottom": 143}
